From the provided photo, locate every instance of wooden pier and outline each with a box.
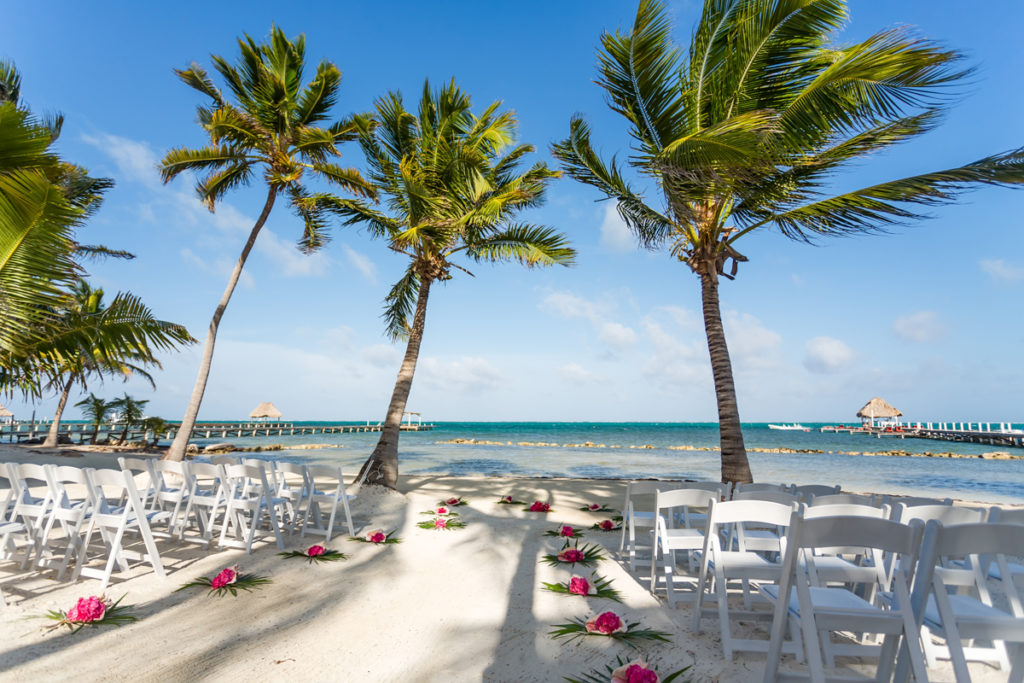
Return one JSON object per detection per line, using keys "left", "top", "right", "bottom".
{"left": 821, "top": 421, "right": 1024, "bottom": 448}
{"left": 0, "top": 420, "right": 433, "bottom": 444}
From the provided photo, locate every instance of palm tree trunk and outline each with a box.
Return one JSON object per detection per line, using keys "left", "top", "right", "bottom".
{"left": 90, "top": 421, "right": 100, "bottom": 445}
{"left": 357, "top": 277, "right": 433, "bottom": 489}
{"left": 42, "top": 375, "right": 75, "bottom": 447}
{"left": 699, "top": 271, "right": 753, "bottom": 485}
{"left": 164, "top": 187, "right": 277, "bottom": 461}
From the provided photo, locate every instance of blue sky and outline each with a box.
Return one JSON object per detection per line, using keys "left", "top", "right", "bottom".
{"left": 3, "top": 1, "right": 1023, "bottom": 423}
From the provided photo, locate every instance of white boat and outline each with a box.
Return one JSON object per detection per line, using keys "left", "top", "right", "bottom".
{"left": 768, "top": 423, "right": 810, "bottom": 432}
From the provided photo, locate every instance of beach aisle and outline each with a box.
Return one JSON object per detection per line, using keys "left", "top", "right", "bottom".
{"left": 0, "top": 474, "right": 1008, "bottom": 682}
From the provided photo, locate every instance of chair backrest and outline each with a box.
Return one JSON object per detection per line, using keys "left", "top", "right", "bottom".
{"left": 706, "top": 498, "right": 797, "bottom": 528}
{"left": 803, "top": 502, "right": 890, "bottom": 520}
{"left": 85, "top": 468, "right": 134, "bottom": 515}
{"left": 732, "top": 489, "right": 800, "bottom": 506}
{"left": 989, "top": 507, "right": 1024, "bottom": 526}
{"left": 732, "top": 482, "right": 788, "bottom": 496}
{"left": 790, "top": 484, "right": 841, "bottom": 501}
{"left": 808, "top": 492, "right": 875, "bottom": 507}
{"left": 0, "top": 463, "right": 15, "bottom": 521}
{"left": 895, "top": 503, "right": 985, "bottom": 526}
{"left": 306, "top": 464, "right": 345, "bottom": 490}
{"left": 11, "top": 463, "right": 50, "bottom": 506}
{"left": 655, "top": 488, "right": 718, "bottom": 512}
{"left": 223, "top": 463, "right": 272, "bottom": 499}
{"left": 210, "top": 455, "right": 240, "bottom": 466}
{"left": 46, "top": 464, "right": 89, "bottom": 503}
{"left": 678, "top": 481, "right": 731, "bottom": 499}
{"left": 622, "top": 480, "right": 682, "bottom": 513}
{"left": 885, "top": 495, "right": 952, "bottom": 508}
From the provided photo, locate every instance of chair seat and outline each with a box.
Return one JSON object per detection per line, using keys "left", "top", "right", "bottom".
{"left": 806, "top": 555, "right": 878, "bottom": 582}
{"left": 710, "top": 551, "right": 783, "bottom": 579}
{"left": 923, "top": 594, "right": 1019, "bottom": 629}
{"left": 762, "top": 584, "right": 882, "bottom": 619}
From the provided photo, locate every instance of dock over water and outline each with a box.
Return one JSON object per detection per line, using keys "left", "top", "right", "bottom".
{"left": 820, "top": 422, "right": 1024, "bottom": 448}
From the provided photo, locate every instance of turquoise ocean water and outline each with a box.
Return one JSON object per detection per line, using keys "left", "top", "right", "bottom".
{"left": 185, "top": 421, "right": 1024, "bottom": 504}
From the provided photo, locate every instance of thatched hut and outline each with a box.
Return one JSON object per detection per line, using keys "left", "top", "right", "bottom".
{"left": 857, "top": 397, "right": 902, "bottom": 427}
{"left": 0, "top": 403, "right": 12, "bottom": 424}
{"left": 249, "top": 402, "right": 282, "bottom": 423}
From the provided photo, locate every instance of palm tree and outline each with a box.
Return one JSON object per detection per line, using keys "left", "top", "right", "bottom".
{"left": 552, "top": 0, "right": 1024, "bottom": 484}
{"left": 75, "top": 393, "right": 109, "bottom": 444}
{"left": 39, "top": 281, "right": 194, "bottom": 447}
{"left": 160, "top": 27, "right": 374, "bottom": 462}
{"left": 142, "top": 416, "right": 170, "bottom": 447}
{"left": 108, "top": 394, "right": 149, "bottom": 445}
{"left": 331, "top": 79, "right": 575, "bottom": 489}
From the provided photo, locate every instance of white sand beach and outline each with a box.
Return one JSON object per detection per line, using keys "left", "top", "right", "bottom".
{"left": 0, "top": 446, "right": 1013, "bottom": 682}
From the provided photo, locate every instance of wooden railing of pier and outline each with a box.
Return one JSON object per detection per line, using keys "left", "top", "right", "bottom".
{"left": 820, "top": 421, "right": 1024, "bottom": 448}
{"left": 0, "top": 421, "right": 433, "bottom": 444}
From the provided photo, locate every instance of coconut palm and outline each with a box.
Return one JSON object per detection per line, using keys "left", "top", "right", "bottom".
{"left": 75, "top": 393, "right": 109, "bottom": 444}
{"left": 38, "top": 281, "right": 194, "bottom": 447}
{"left": 552, "top": 0, "right": 1024, "bottom": 484}
{"left": 160, "top": 27, "right": 374, "bottom": 461}
{"left": 142, "top": 416, "right": 170, "bottom": 447}
{"left": 108, "top": 394, "right": 149, "bottom": 445}
{"left": 330, "top": 79, "right": 575, "bottom": 489}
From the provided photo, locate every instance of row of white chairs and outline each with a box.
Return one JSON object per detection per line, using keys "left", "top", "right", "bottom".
{"left": 1, "top": 458, "right": 356, "bottom": 597}
{"left": 623, "top": 480, "right": 1023, "bottom": 681}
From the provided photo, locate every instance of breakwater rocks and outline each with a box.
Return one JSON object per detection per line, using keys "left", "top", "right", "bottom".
{"left": 434, "top": 438, "right": 1023, "bottom": 460}
{"left": 191, "top": 443, "right": 341, "bottom": 455}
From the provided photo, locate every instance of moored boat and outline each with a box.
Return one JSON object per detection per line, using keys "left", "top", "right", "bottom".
{"left": 768, "top": 423, "right": 811, "bottom": 431}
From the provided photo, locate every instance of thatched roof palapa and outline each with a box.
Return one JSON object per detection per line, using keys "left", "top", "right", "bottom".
{"left": 856, "top": 397, "right": 902, "bottom": 419}
{"left": 0, "top": 403, "right": 12, "bottom": 418}
{"left": 249, "top": 402, "right": 282, "bottom": 419}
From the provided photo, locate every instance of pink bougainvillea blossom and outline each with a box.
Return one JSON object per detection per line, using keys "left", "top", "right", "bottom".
{"left": 446, "top": 497, "right": 460, "bottom": 506}
{"left": 611, "top": 660, "right": 659, "bottom": 683}
{"left": 585, "top": 611, "right": 625, "bottom": 635}
{"left": 66, "top": 596, "right": 106, "bottom": 623}
{"left": 528, "top": 501, "right": 550, "bottom": 512}
{"left": 306, "top": 545, "right": 326, "bottom": 557}
{"left": 210, "top": 566, "right": 239, "bottom": 590}
{"left": 588, "top": 503, "right": 602, "bottom": 511}
{"left": 557, "top": 548, "right": 586, "bottom": 563}
{"left": 366, "top": 530, "right": 387, "bottom": 544}
{"left": 434, "top": 518, "right": 448, "bottom": 529}
{"left": 599, "top": 520, "right": 616, "bottom": 531}
{"left": 560, "top": 525, "right": 576, "bottom": 537}
{"left": 568, "top": 575, "right": 596, "bottom": 596}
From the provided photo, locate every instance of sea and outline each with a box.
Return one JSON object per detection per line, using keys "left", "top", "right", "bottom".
{"left": 183, "top": 421, "right": 1024, "bottom": 504}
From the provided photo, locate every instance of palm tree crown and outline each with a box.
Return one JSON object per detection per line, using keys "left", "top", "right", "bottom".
{"left": 160, "top": 25, "right": 375, "bottom": 248}
{"left": 337, "top": 79, "right": 575, "bottom": 339}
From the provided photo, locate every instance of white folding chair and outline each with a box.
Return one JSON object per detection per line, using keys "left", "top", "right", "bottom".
{"left": 728, "top": 490, "right": 799, "bottom": 553}
{"left": 36, "top": 465, "right": 93, "bottom": 579}
{"left": 178, "top": 462, "right": 226, "bottom": 546}
{"left": 763, "top": 514, "right": 928, "bottom": 683}
{"left": 302, "top": 465, "right": 355, "bottom": 541}
{"left": 118, "top": 456, "right": 158, "bottom": 510}
{"left": 148, "top": 460, "right": 193, "bottom": 539}
{"left": 650, "top": 488, "right": 717, "bottom": 606}
{"left": 733, "top": 482, "right": 789, "bottom": 497}
{"left": 791, "top": 484, "right": 841, "bottom": 502}
{"left": 1, "top": 463, "right": 17, "bottom": 523}
{"left": 808, "top": 493, "right": 876, "bottom": 508}
{"left": 904, "top": 521, "right": 1024, "bottom": 681}
{"left": 74, "top": 468, "right": 168, "bottom": 590}
{"left": 7, "top": 463, "right": 53, "bottom": 568}
{"left": 619, "top": 480, "right": 681, "bottom": 571}
{"left": 219, "top": 463, "right": 285, "bottom": 552}
{"left": 0, "top": 519, "right": 30, "bottom": 607}
{"left": 693, "top": 498, "right": 799, "bottom": 661}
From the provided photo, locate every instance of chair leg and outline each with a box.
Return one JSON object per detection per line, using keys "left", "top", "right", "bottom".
{"left": 716, "top": 570, "right": 735, "bottom": 661}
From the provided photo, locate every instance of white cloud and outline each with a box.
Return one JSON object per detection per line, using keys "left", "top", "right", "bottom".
{"left": 598, "top": 322, "right": 637, "bottom": 351}
{"left": 180, "top": 248, "right": 254, "bottom": 289}
{"left": 256, "top": 229, "right": 331, "bottom": 277}
{"left": 82, "top": 133, "right": 160, "bottom": 187}
{"left": 361, "top": 344, "right": 402, "bottom": 368}
{"left": 803, "top": 336, "right": 856, "bottom": 374}
{"left": 980, "top": 259, "right": 1024, "bottom": 282}
{"left": 419, "top": 356, "right": 503, "bottom": 394}
{"left": 892, "top": 311, "right": 945, "bottom": 343}
{"left": 342, "top": 245, "right": 377, "bottom": 283}
{"left": 558, "top": 363, "right": 601, "bottom": 384}
{"left": 722, "top": 311, "right": 783, "bottom": 370}
{"left": 641, "top": 309, "right": 709, "bottom": 388}
{"left": 598, "top": 203, "right": 634, "bottom": 252}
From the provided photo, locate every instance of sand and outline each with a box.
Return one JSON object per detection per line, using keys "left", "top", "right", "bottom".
{"left": 0, "top": 445, "right": 1012, "bottom": 681}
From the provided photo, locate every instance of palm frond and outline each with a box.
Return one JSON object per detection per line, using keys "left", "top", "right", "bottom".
{"left": 382, "top": 265, "right": 420, "bottom": 340}
{"left": 159, "top": 145, "right": 250, "bottom": 183}
{"left": 174, "top": 63, "right": 225, "bottom": 106}
{"left": 463, "top": 223, "right": 576, "bottom": 267}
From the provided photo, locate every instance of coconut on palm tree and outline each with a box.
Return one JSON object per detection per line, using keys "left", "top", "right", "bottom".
{"left": 160, "top": 27, "right": 375, "bottom": 461}
{"left": 38, "top": 281, "right": 193, "bottom": 447}
{"left": 75, "top": 393, "right": 109, "bottom": 444}
{"left": 553, "top": 0, "right": 1024, "bottom": 484}
{"left": 332, "top": 79, "right": 575, "bottom": 489}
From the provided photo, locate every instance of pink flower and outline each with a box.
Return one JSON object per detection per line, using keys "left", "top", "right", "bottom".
{"left": 366, "top": 530, "right": 387, "bottom": 543}
{"left": 558, "top": 548, "right": 586, "bottom": 563}
{"left": 528, "top": 501, "right": 550, "bottom": 512}
{"left": 588, "top": 503, "right": 601, "bottom": 511}
{"left": 585, "top": 611, "right": 625, "bottom": 635}
{"left": 599, "top": 520, "right": 615, "bottom": 531}
{"left": 501, "top": 495, "right": 513, "bottom": 503}
{"left": 568, "top": 575, "right": 596, "bottom": 596}
{"left": 210, "top": 566, "right": 239, "bottom": 590}
{"left": 434, "top": 518, "right": 448, "bottom": 529}
{"left": 559, "top": 525, "right": 576, "bottom": 537}
{"left": 611, "top": 660, "right": 659, "bottom": 683}
{"left": 66, "top": 596, "right": 106, "bottom": 623}
{"left": 436, "top": 507, "right": 449, "bottom": 515}
{"left": 307, "top": 545, "right": 326, "bottom": 557}
{"left": 446, "top": 497, "right": 460, "bottom": 505}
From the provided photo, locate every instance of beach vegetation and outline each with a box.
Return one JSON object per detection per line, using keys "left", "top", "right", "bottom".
{"left": 553, "top": 0, "right": 1024, "bottom": 483}
{"left": 333, "top": 79, "right": 575, "bottom": 488}
{"left": 107, "top": 393, "right": 149, "bottom": 445}
{"left": 159, "top": 27, "right": 375, "bottom": 461}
